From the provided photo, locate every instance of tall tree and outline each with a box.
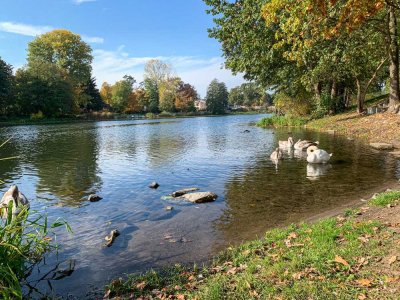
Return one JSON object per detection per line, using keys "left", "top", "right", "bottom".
{"left": 0, "top": 57, "right": 14, "bottom": 115}
{"left": 109, "top": 75, "right": 136, "bottom": 112}
{"left": 175, "top": 82, "right": 198, "bottom": 112}
{"left": 144, "top": 78, "right": 159, "bottom": 113}
{"left": 159, "top": 77, "right": 180, "bottom": 112}
{"left": 82, "top": 77, "right": 104, "bottom": 111}
{"left": 100, "top": 82, "right": 113, "bottom": 105}
{"left": 206, "top": 79, "right": 229, "bottom": 114}
{"left": 143, "top": 59, "right": 172, "bottom": 85}
{"left": 27, "top": 29, "right": 93, "bottom": 110}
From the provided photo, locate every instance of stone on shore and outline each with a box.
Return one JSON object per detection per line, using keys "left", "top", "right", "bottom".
{"left": 88, "top": 194, "right": 102, "bottom": 202}
{"left": 370, "top": 143, "right": 394, "bottom": 150}
{"left": 149, "top": 181, "right": 160, "bottom": 189}
{"left": 182, "top": 192, "right": 218, "bottom": 203}
{"left": 171, "top": 188, "right": 199, "bottom": 197}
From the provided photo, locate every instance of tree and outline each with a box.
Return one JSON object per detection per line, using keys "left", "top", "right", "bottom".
{"left": 0, "top": 57, "right": 14, "bottom": 115}
{"left": 144, "top": 78, "right": 159, "bottom": 113}
{"left": 159, "top": 77, "right": 181, "bottom": 112}
{"left": 206, "top": 79, "right": 229, "bottom": 114}
{"left": 143, "top": 59, "right": 172, "bottom": 85}
{"left": 109, "top": 75, "right": 136, "bottom": 112}
{"left": 175, "top": 82, "right": 198, "bottom": 112}
{"left": 27, "top": 29, "right": 93, "bottom": 109}
{"left": 100, "top": 82, "right": 113, "bottom": 105}
{"left": 82, "top": 77, "right": 104, "bottom": 111}
{"left": 14, "top": 62, "right": 73, "bottom": 116}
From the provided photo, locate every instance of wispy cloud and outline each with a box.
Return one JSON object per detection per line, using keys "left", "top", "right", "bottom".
{"left": 92, "top": 47, "right": 245, "bottom": 97}
{"left": 0, "top": 21, "right": 104, "bottom": 44}
{"left": 73, "top": 0, "right": 97, "bottom": 4}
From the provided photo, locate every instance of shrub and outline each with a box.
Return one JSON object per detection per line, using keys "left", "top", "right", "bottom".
{"left": 30, "top": 111, "right": 44, "bottom": 120}
{"left": 257, "top": 115, "right": 307, "bottom": 127}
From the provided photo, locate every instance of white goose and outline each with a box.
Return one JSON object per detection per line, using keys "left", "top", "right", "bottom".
{"left": 279, "top": 137, "right": 294, "bottom": 149}
{"left": 306, "top": 146, "right": 332, "bottom": 164}
{"left": 0, "top": 185, "right": 30, "bottom": 217}
{"left": 270, "top": 148, "right": 283, "bottom": 160}
{"left": 294, "top": 139, "right": 319, "bottom": 151}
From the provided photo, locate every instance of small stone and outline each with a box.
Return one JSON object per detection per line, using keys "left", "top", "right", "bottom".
{"left": 165, "top": 206, "right": 173, "bottom": 211}
{"left": 88, "top": 194, "right": 102, "bottom": 202}
{"left": 171, "top": 188, "right": 199, "bottom": 197}
{"left": 370, "top": 142, "right": 394, "bottom": 150}
{"left": 149, "top": 182, "right": 160, "bottom": 189}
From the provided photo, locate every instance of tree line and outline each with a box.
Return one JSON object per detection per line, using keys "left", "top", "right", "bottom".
{"left": 0, "top": 29, "right": 270, "bottom": 119}
{"left": 205, "top": 0, "right": 400, "bottom": 116}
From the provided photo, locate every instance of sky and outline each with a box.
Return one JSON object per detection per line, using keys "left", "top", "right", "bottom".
{"left": 0, "top": 0, "right": 245, "bottom": 97}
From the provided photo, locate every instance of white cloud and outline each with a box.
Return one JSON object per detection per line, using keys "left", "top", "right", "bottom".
{"left": 0, "top": 22, "right": 52, "bottom": 36}
{"left": 0, "top": 21, "right": 104, "bottom": 44}
{"left": 73, "top": 0, "right": 97, "bottom": 4}
{"left": 92, "top": 47, "right": 245, "bottom": 97}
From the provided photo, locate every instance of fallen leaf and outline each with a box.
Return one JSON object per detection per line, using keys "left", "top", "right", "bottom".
{"left": 335, "top": 255, "right": 350, "bottom": 267}
{"left": 177, "top": 294, "right": 185, "bottom": 300}
{"left": 358, "top": 294, "right": 367, "bottom": 300}
{"left": 387, "top": 255, "right": 397, "bottom": 265}
{"left": 174, "top": 285, "right": 182, "bottom": 290}
{"left": 242, "top": 249, "right": 251, "bottom": 256}
{"left": 358, "top": 236, "right": 369, "bottom": 243}
{"left": 292, "top": 272, "right": 303, "bottom": 280}
{"left": 136, "top": 281, "right": 146, "bottom": 290}
{"left": 356, "top": 279, "right": 372, "bottom": 287}
{"left": 385, "top": 277, "right": 398, "bottom": 283}
{"left": 287, "top": 232, "right": 297, "bottom": 240}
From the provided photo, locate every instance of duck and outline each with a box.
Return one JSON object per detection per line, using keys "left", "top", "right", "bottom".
{"left": 306, "top": 146, "right": 332, "bottom": 164}
{"left": 278, "top": 137, "right": 294, "bottom": 149}
{"left": 0, "top": 185, "right": 30, "bottom": 217}
{"left": 270, "top": 148, "right": 283, "bottom": 160}
{"left": 294, "top": 139, "right": 319, "bottom": 151}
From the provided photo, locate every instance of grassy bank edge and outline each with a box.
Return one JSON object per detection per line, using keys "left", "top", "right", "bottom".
{"left": 104, "top": 189, "right": 400, "bottom": 299}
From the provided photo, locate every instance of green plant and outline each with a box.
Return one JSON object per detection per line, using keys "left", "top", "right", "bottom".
{"left": 369, "top": 191, "right": 400, "bottom": 207}
{"left": 257, "top": 115, "right": 307, "bottom": 127}
{"left": 30, "top": 111, "right": 44, "bottom": 120}
{"left": 145, "top": 112, "right": 156, "bottom": 119}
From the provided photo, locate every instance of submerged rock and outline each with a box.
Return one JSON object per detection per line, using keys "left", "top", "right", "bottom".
{"left": 182, "top": 192, "right": 218, "bottom": 203}
{"left": 88, "top": 194, "right": 102, "bottom": 202}
{"left": 149, "top": 181, "right": 160, "bottom": 189}
{"left": 165, "top": 206, "right": 173, "bottom": 211}
{"left": 370, "top": 143, "right": 394, "bottom": 150}
{"left": 171, "top": 188, "right": 199, "bottom": 197}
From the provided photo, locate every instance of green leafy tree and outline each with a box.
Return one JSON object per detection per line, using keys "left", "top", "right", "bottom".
{"left": 0, "top": 57, "right": 14, "bottom": 115}
{"left": 109, "top": 75, "right": 136, "bottom": 112}
{"left": 82, "top": 77, "right": 104, "bottom": 111}
{"left": 159, "top": 77, "right": 181, "bottom": 112}
{"left": 100, "top": 82, "right": 113, "bottom": 105}
{"left": 206, "top": 79, "right": 229, "bottom": 114}
{"left": 14, "top": 62, "right": 73, "bottom": 116}
{"left": 144, "top": 78, "right": 159, "bottom": 113}
{"left": 27, "top": 29, "right": 93, "bottom": 110}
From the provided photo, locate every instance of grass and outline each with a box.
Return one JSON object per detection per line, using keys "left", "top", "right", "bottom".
{"left": 105, "top": 212, "right": 398, "bottom": 299}
{"left": 369, "top": 191, "right": 400, "bottom": 207}
{"left": 257, "top": 115, "right": 307, "bottom": 128}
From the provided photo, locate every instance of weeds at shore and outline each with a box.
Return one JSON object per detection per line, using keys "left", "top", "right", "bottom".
{"left": 369, "top": 191, "right": 400, "bottom": 207}
{"left": 257, "top": 115, "right": 307, "bottom": 128}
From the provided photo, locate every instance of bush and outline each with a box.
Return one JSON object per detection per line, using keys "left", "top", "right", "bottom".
{"left": 158, "top": 111, "right": 174, "bottom": 118}
{"left": 145, "top": 112, "right": 156, "bottom": 119}
{"left": 30, "top": 111, "right": 44, "bottom": 120}
{"left": 274, "top": 91, "right": 313, "bottom": 117}
{"left": 257, "top": 115, "right": 307, "bottom": 127}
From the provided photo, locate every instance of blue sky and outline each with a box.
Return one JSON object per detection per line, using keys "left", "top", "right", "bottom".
{"left": 0, "top": 0, "right": 245, "bottom": 97}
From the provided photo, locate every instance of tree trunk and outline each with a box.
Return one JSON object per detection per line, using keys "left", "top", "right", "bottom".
{"left": 313, "top": 82, "right": 321, "bottom": 100}
{"left": 330, "top": 80, "right": 338, "bottom": 113}
{"left": 387, "top": 5, "right": 400, "bottom": 113}
{"left": 356, "top": 79, "right": 366, "bottom": 114}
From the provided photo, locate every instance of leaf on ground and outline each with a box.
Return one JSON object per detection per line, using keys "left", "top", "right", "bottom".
{"left": 242, "top": 249, "right": 251, "bottom": 256}
{"left": 358, "top": 294, "right": 367, "bottom": 300}
{"left": 335, "top": 255, "right": 350, "bottom": 267}
{"left": 136, "top": 281, "right": 146, "bottom": 290}
{"left": 385, "top": 277, "right": 398, "bottom": 283}
{"left": 292, "top": 272, "right": 303, "bottom": 280}
{"left": 177, "top": 294, "right": 185, "bottom": 300}
{"left": 287, "top": 232, "right": 297, "bottom": 240}
{"left": 356, "top": 279, "right": 372, "bottom": 287}
{"left": 387, "top": 255, "right": 397, "bottom": 265}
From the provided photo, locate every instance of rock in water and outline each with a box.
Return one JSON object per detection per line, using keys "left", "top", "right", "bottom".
{"left": 182, "top": 192, "right": 218, "bottom": 203}
{"left": 88, "top": 194, "right": 102, "bottom": 202}
{"left": 369, "top": 143, "right": 394, "bottom": 150}
{"left": 104, "top": 229, "right": 120, "bottom": 247}
{"left": 149, "top": 181, "right": 160, "bottom": 189}
{"left": 165, "top": 206, "right": 173, "bottom": 211}
{"left": 171, "top": 188, "right": 200, "bottom": 197}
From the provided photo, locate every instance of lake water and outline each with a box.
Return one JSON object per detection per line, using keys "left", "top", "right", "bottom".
{"left": 0, "top": 114, "right": 399, "bottom": 298}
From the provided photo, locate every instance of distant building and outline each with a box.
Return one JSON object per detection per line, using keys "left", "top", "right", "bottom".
{"left": 195, "top": 99, "right": 207, "bottom": 111}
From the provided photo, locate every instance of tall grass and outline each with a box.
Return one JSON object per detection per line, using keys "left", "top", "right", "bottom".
{"left": 0, "top": 138, "right": 71, "bottom": 298}
{"left": 257, "top": 115, "right": 307, "bottom": 127}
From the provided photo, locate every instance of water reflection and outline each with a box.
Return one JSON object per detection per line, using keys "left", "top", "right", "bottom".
{"left": 306, "top": 163, "right": 332, "bottom": 180}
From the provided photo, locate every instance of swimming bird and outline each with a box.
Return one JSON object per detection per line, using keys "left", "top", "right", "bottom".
{"left": 306, "top": 146, "right": 332, "bottom": 164}
{"left": 0, "top": 185, "right": 30, "bottom": 217}
{"left": 270, "top": 148, "right": 283, "bottom": 160}
{"left": 294, "top": 139, "right": 319, "bottom": 151}
{"left": 279, "top": 137, "right": 294, "bottom": 149}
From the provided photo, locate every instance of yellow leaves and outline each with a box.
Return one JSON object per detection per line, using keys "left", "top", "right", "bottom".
{"left": 386, "top": 255, "right": 397, "bottom": 265}
{"left": 334, "top": 255, "right": 350, "bottom": 267}
{"left": 358, "top": 294, "right": 367, "bottom": 300}
{"left": 355, "top": 278, "right": 372, "bottom": 287}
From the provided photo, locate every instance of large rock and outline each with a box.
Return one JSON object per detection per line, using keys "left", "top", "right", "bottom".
{"left": 182, "top": 192, "right": 218, "bottom": 203}
{"left": 88, "top": 194, "right": 102, "bottom": 202}
{"left": 171, "top": 188, "right": 199, "bottom": 197}
{"left": 370, "top": 143, "right": 394, "bottom": 150}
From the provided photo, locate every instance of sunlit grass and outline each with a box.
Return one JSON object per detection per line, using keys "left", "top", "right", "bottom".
{"left": 257, "top": 115, "right": 307, "bottom": 127}
{"left": 369, "top": 191, "right": 400, "bottom": 207}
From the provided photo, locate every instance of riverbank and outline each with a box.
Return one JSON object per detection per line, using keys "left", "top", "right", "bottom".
{"left": 104, "top": 188, "right": 400, "bottom": 299}
{"left": 306, "top": 111, "right": 400, "bottom": 147}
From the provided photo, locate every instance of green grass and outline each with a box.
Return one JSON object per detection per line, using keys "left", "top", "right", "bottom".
{"left": 257, "top": 115, "right": 307, "bottom": 128}
{"left": 105, "top": 216, "right": 396, "bottom": 299}
{"left": 369, "top": 191, "right": 400, "bottom": 207}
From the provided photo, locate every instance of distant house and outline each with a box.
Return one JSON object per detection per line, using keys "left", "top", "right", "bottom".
{"left": 195, "top": 99, "right": 207, "bottom": 111}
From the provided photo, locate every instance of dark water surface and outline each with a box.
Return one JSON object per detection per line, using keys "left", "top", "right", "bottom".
{"left": 0, "top": 115, "right": 399, "bottom": 298}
